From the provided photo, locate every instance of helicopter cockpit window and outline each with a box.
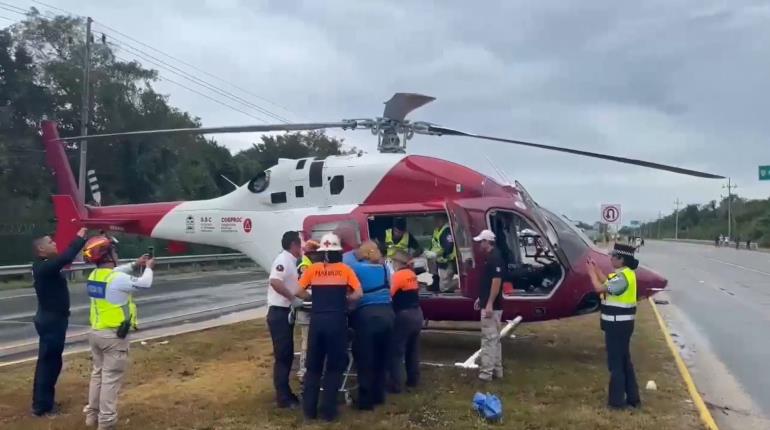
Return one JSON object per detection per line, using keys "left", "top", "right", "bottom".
{"left": 247, "top": 170, "right": 270, "bottom": 193}
{"left": 296, "top": 159, "right": 307, "bottom": 170}
{"left": 488, "top": 210, "right": 564, "bottom": 297}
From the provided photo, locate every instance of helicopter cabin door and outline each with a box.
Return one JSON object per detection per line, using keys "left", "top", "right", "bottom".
{"left": 444, "top": 199, "right": 480, "bottom": 297}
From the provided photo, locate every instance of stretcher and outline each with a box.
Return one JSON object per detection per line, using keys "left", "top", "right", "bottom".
{"left": 291, "top": 302, "right": 358, "bottom": 406}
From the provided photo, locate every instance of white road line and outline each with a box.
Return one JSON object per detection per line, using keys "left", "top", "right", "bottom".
{"left": 0, "top": 293, "right": 36, "bottom": 301}
{"left": 706, "top": 257, "right": 770, "bottom": 277}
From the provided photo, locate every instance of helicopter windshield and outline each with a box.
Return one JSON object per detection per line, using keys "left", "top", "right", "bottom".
{"left": 539, "top": 209, "right": 597, "bottom": 265}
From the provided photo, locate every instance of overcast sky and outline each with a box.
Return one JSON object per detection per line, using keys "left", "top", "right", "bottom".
{"left": 5, "top": 0, "right": 770, "bottom": 224}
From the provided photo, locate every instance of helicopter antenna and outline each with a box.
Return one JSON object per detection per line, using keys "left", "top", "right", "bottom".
{"left": 483, "top": 154, "right": 513, "bottom": 185}
{"left": 220, "top": 174, "right": 238, "bottom": 189}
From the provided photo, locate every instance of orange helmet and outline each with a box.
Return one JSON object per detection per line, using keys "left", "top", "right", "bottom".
{"left": 83, "top": 235, "right": 117, "bottom": 264}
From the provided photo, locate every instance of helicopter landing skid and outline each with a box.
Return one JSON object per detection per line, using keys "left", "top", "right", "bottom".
{"left": 453, "top": 316, "right": 523, "bottom": 370}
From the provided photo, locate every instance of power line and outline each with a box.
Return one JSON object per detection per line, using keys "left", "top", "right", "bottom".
{"left": 0, "top": 14, "right": 15, "bottom": 21}
{"left": 0, "top": 5, "right": 26, "bottom": 16}
{"left": 92, "top": 20, "right": 295, "bottom": 117}
{"left": 114, "top": 54, "right": 272, "bottom": 123}
{"left": 103, "top": 33, "right": 289, "bottom": 123}
{"left": 30, "top": 0, "right": 75, "bottom": 16}
{"left": 0, "top": 1, "right": 26, "bottom": 13}
{"left": 111, "top": 46, "right": 271, "bottom": 123}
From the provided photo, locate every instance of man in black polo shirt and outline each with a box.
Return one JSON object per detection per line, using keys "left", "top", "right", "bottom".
{"left": 473, "top": 229, "right": 504, "bottom": 382}
{"left": 30, "top": 227, "right": 87, "bottom": 416}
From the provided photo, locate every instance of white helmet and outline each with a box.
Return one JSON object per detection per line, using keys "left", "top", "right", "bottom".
{"left": 317, "top": 233, "right": 343, "bottom": 252}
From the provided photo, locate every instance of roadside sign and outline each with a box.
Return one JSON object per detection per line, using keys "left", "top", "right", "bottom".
{"left": 601, "top": 204, "right": 621, "bottom": 224}
{"left": 760, "top": 166, "right": 770, "bottom": 181}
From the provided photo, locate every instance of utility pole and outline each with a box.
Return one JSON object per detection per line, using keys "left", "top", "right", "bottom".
{"left": 77, "top": 17, "right": 93, "bottom": 204}
{"left": 674, "top": 198, "right": 681, "bottom": 240}
{"left": 657, "top": 211, "right": 662, "bottom": 239}
{"left": 723, "top": 177, "right": 738, "bottom": 240}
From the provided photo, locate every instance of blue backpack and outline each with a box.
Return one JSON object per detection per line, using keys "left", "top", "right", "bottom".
{"left": 473, "top": 392, "right": 503, "bottom": 422}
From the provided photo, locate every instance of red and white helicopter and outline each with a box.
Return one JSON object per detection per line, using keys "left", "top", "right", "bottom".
{"left": 41, "top": 93, "right": 722, "bottom": 323}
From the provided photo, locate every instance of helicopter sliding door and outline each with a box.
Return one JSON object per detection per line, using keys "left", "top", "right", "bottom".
{"left": 444, "top": 200, "right": 480, "bottom": 297}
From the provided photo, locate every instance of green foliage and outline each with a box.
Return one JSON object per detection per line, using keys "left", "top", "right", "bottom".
{"left": 641, "top": 196, "right": 770, "bottom": 247}
{"left": 0, "top": 13, "right": 351, "bottom": 264}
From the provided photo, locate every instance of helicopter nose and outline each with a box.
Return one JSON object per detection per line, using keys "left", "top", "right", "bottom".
{"left": 636, "top": 266, "right": 667, "bottom": 299}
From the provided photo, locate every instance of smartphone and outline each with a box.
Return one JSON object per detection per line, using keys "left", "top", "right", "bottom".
{"left": 147, "top": 246, "right": 154, "bottom": 259}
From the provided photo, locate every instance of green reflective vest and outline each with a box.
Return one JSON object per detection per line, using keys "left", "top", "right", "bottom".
{"left": 87, "top": 268, "right": 137, "bottom": 331}
{"left": 385, "top": 229, "right": 410, "bottom": 258}
{"left": 431, "top": 224, "right": 456, "bottom": 263}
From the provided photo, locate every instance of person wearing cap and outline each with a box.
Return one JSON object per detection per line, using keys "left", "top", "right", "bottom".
{"left": 343, "top": 240, "right": 394, "bottom": 410}
{"left": 381, "top": 217, "right": 423, "bottom": 259}
{"left": 296, "top": 233, "right": 362, "bottom": 421}
{"left": 387, "top": 250, "right": 423, "bottom": 393}
{"left": 473, "top": 229, "right": 505, "bottom": 382}
{"left": 266, "top": 231, "right": 303, "bottom": 409}
{"left": 586, "top": 243, "right": 641, "bottom": 410}
{"left": 82, "top": 235, "right": 155, "bottom": 429}
{"left": 295, "top": 239, "right": 321, "bottom": 383}
{"left": 30, "top": 227, "right": 88, "bottom": 417}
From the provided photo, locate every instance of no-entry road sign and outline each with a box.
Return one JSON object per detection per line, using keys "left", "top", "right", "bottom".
{"left": 601, "top": 204, "right": 621, "bottom": 224}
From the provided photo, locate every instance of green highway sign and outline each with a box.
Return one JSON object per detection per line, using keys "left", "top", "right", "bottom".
{"left": 761, "top": 166, "right": 770, "bottom": 181}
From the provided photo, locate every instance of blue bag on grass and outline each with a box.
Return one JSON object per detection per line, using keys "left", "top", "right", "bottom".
{"left": 472, "top": 392, "right": 503, "bottom": 422}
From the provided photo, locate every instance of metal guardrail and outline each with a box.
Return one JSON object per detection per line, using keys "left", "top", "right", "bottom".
{"left": 0, "top": 253, "right": 250, "bottom": 277}
{"left": 659, "top": 238, "right": 762, "bottom": 250}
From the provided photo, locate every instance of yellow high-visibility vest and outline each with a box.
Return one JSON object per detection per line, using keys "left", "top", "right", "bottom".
{"left": 87, "top": 268, "right": 137, "bottom": 331}
{"left": 431, "top": 224, "right": 456, "bottom": 263}
{"left": 385, "top": 229, "right": 410, "bottom": 258}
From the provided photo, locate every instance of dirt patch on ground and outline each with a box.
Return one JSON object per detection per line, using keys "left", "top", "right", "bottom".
{"left": 0, "top": 302, "right": 701, "bottom": 429}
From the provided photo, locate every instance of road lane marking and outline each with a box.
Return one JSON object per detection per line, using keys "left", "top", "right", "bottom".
{"left": 650, "top": 298, "right": 719, "bottom": 430}
{"left": 0, "top": 293, "right": 36, "bottom": 301}
{"left": 705, "top": 257, "right": 770, "bottom": 277}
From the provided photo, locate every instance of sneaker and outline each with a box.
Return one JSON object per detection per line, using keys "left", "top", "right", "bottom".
{"left": 85, "top": 414, "right": 98, "bottom": 427}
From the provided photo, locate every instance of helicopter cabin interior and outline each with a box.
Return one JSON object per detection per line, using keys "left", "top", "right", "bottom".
{"left": 367, "top": 212, "right": 464, "bottom": 297}
{"left": 487, "top": 209, "right": 564, "bottom": 297}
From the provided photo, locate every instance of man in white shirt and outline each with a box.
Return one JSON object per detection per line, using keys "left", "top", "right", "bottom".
{"left": 267, "top": 231, "right": 303, "bottom": 408}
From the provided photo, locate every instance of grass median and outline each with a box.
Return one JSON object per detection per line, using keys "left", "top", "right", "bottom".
{"left": 0, "top": 301, "right": 700, "bottom": 430}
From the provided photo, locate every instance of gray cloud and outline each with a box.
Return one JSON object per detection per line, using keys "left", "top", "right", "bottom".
{"left": 20, "top": 0, "right": 770, "bottom": 223}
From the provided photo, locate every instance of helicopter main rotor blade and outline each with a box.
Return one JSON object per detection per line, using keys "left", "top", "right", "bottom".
{"left": 57, "top": 122, "right": 354, "bottom": 142}
{"left": 383, "top": 93, "right": 436, "bottom": 121}
{"left": 427, "top": 125, "right": 724, "bottom": 179}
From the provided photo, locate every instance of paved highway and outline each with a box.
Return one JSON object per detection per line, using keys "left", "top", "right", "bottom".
{"left": 0, "top": 268, "right": 267, "bottom": 360}
{"left": 642, "top": 241, "right": 770, "bottom": 429}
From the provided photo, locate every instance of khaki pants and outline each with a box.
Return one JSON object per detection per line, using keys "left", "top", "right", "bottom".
{"left": 438, "top": 265, "right": 457, "bottom": 292}
{"left": 479, "top": 310, "right": 503, "bottom": 379}
{"left": 85, "top": 331, "right": 129, "bottom": 429}
{"left": 296, "top": 310, "right": 310, "bottom": 380}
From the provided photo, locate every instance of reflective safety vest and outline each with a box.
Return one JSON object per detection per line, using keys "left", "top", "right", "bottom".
{"left": 298, "top": 255, "right": 312, "bottom": 275}
{"left": 431, "top": 224, "right": 456, "bottom": 264}
{"left": 600, "top": 267, "right": 637, "bottom": 323}
{"left": 87, "top": 268, "right": 137, "bottom": 331}
{"left": 385, "top": 229, "right": 410, "bottom": 258}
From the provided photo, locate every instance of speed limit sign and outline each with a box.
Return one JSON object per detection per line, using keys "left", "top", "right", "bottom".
{"left": 601, "top": 204, "right": 621, "bottom": 224}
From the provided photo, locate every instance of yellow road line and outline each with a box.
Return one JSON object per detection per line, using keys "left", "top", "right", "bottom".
{"left": 648, "top": 297, "right": 719, "bottom": 430}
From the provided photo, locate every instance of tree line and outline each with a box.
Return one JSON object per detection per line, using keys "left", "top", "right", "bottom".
{"left": 0, "top": 12, "right": 351, "bottom": 264}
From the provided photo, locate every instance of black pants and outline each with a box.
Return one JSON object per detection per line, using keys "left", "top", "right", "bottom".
{"left": 389, "top": 307, "right": 423, "bottom": 392}
{"left": 266, "top": 306, "right": 295, "bottom": 405}
{"left": 303, "top": 313, "right": 348, "bottom": 421}
{"left": 32, "top": 313, "right": 68, "bottom": 414}
{"left": 604, "top": 322, "right": 640, "bottom": 407}
{"left": 352, "top": 305, "right": 394, "bottom": 409}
